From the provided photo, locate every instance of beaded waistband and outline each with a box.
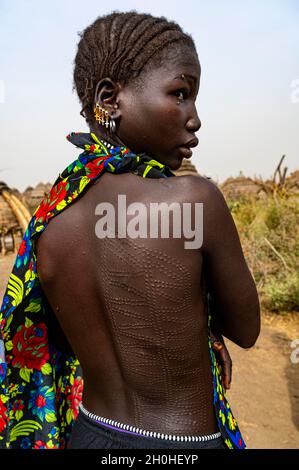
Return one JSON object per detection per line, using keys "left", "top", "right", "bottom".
{"left": 79, "top": 403, "right": 222, "bottom": 443}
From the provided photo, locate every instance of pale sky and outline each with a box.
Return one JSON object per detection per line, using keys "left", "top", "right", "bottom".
{"left": 0, "top": 0, "right": 298, "bottom": 191}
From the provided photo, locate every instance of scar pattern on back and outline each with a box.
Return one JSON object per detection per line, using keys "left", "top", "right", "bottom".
{"left": 100, "top": 236, "right": 209, "bottom": 431}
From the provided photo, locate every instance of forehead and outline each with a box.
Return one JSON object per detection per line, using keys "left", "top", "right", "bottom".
{"left": 144, "top": 48, "right": 201, "bottom": 86}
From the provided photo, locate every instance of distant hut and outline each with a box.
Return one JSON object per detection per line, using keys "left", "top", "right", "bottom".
{"left": 0, "top": 181, "right": 31, "bottom": 255}
{"left": 23, "top": 182, "right": 52, "bottom": 214}
{"left": 174, "top": 158, "right": 199, "bottom": 176}
{"left": 285, "top": 170, "right": 299, "bottom": 196}
{"left": 220, "top": 174, "right": 267, "bottom": 200}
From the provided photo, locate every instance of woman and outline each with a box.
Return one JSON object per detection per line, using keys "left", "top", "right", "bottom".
{"left": 0, "top": 11, "right": 260, "bottom": 450}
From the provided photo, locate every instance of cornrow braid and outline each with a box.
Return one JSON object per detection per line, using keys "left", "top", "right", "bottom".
{"left": 73, "top": 10, "right": 196, "bottom": 126}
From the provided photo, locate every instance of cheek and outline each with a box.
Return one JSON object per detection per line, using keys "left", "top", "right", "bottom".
{"left": 119, "top": 92, "right": 184, "bottom": 151}
{"left": 141, "top": 94, "right": 182, "bottom": 129}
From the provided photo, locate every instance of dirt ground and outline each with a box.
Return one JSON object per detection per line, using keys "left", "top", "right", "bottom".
{"left": 0, "top": 253, "right": 298, "bottom": 449}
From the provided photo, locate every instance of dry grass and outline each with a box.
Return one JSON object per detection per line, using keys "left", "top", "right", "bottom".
{"left": 227, "top": 190, "right": 299, "bottom": 314}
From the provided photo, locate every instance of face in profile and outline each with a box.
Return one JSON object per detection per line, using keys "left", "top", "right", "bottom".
{"left": 112, "top": 47, "right": 202, "bottom": 171}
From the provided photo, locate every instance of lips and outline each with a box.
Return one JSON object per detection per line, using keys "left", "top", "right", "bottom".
{"left": 178, "top": 137, "right": 199, "bottom": 159}
{"left": 184, "top": 137, "right": 199, "bottom": 148}
{"left": 178, "top": 146, "right": 193, "bottom": 158}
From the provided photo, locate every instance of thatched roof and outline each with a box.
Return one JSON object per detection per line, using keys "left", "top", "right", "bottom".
{"left": 0, "top": 182, "right": 17, "bottom": 231}
{"left": 23, "top": 182, "right": 52, "bottom": 213}
{"left": 284, "top": 170, "right": 299, "bottom": 193}
{"left": 174, "top": 158, "right": 199, "bottom": 176}
{"left": 0, "top": 181, "right": 31, "bottom": 234}
{"left": 220, "top": 175, "right": 267, "bottom": 199}
{"left": 0, "top": 194, "right": 19, "bottom": 232}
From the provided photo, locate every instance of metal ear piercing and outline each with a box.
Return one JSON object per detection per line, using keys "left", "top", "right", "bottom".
{"left": 94, "top": 103, "right": 117, "bottom": 133}
{"left": 109, "top": 117, "right": 115, "bottom": 133}
{"left": 94, "top": 103, "right": 109, "bottom": 128}
{"left": 110, "top": 104, "right": 118, "bottom": 133}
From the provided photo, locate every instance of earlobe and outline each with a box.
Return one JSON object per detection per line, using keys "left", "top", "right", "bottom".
{"left": 111, "top": 103, "right": 121, "bottom": 119}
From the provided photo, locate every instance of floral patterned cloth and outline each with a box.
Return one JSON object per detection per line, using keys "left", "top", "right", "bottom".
{"left": 0, "top": 132, "right": 245, "bottom": 449}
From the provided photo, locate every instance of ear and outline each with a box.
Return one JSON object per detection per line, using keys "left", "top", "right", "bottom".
{"left": 94, "top": 78, "right": 121, "bottom": 119}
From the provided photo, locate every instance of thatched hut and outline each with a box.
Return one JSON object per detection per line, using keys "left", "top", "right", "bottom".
{"left": 220, "top": 174, "right": 267, "bottom": 200}
{"left": 284, "top": 170, "right": 299, "bottom": 195}
{"left": 23, "top": 182, "right": 52, "bottom": 214}
{"left": 0, "top": 181, "right": 31, "bottom": 255}
{"left": 174, "top": 158, "right": 200, "bottom": 176}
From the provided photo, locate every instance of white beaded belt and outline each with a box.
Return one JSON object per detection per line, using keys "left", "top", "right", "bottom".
{"left": 79, "top": 403, "right": 222, "bottom": 443}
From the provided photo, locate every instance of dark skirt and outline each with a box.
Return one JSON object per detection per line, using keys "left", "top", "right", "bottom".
{"left": 67, "top": 409, "right": 226, "bottom": 449}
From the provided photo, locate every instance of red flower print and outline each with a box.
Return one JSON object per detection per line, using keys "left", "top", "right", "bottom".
{"left": 34, "top": 196, "right": 50, "bottom": 222}
{"left": 33, "top": 440, "right": 47, "bottom": 449}
{"left": 0, "top": 397, "right": 8, "bottom": 433}
{"left": 18, "top": 240, "right": 27, "bottom": 256}
{"left": 36, "top": 395, "right": 46, "bottom": 408}
{"left": 11, "top": 323, "right": 50, "bottom": 370}
{"left": 35, "top": 181, "right": 67, "bottom": 222}
{"left": 85, "top": 156, "right": 110, "bottom": 179}
{"left": 34, "top": 440, "right": 58, "bottom": 449}
{"left": 67, "top": 377, "right": 83, "bottom": 419}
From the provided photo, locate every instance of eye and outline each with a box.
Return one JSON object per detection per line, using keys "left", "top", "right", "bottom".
{"left": 173, "top": 89, "right": 189, "bottom": 100}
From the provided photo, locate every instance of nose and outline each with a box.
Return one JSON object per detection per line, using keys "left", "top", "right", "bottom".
{"left": 186, "top": 105, "right": 201, "bottom": 132}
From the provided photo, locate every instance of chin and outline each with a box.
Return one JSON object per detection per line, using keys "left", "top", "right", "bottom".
{"left": 169, "top": 157, "right": 183, "bottom": 171}
{"left": 150, "top": 152, "right": 182, "bottom": 171}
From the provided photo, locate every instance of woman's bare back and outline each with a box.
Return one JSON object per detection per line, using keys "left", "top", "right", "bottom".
{"left": 35, "top": 172, "right": 260, "bottom": 436}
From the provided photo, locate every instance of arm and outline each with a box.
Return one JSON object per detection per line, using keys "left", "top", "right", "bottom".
{"left": 210, "top": 330, "right": 232, "bottom": 390}
{"left": 199, "top": 177, "right": 260, "bottom": 349}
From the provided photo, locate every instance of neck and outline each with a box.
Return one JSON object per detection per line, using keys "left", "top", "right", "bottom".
{"left": 89, "top": 125, "right": 126, "bottom": 148}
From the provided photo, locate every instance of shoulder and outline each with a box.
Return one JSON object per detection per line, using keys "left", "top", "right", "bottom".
{"left": 178, "top": 176, "right": 234, "bottom": 246}
{"left": 35, "top": 208, "right": 74, "bottom": 282}
{"left": 35, "top": 220, "right": 59, "bottom": 283}
{"left": 177, "top": 175, "right": 226, "bottom": 205}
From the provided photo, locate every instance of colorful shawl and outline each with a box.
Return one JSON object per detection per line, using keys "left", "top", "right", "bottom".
{"left": 0, "top": 132, "right": 245, "bottom": 449}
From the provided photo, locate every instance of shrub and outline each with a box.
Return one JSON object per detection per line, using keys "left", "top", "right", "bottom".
{"left": 261, "top": 271, "right": 299, "bottom": 312}
{"left": 225, "top": 192, "right": 299, "bottom": 314}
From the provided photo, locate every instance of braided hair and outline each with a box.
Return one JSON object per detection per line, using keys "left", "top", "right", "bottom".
{"left": 73, "top": 10, "right": 196, "bottom": 126}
